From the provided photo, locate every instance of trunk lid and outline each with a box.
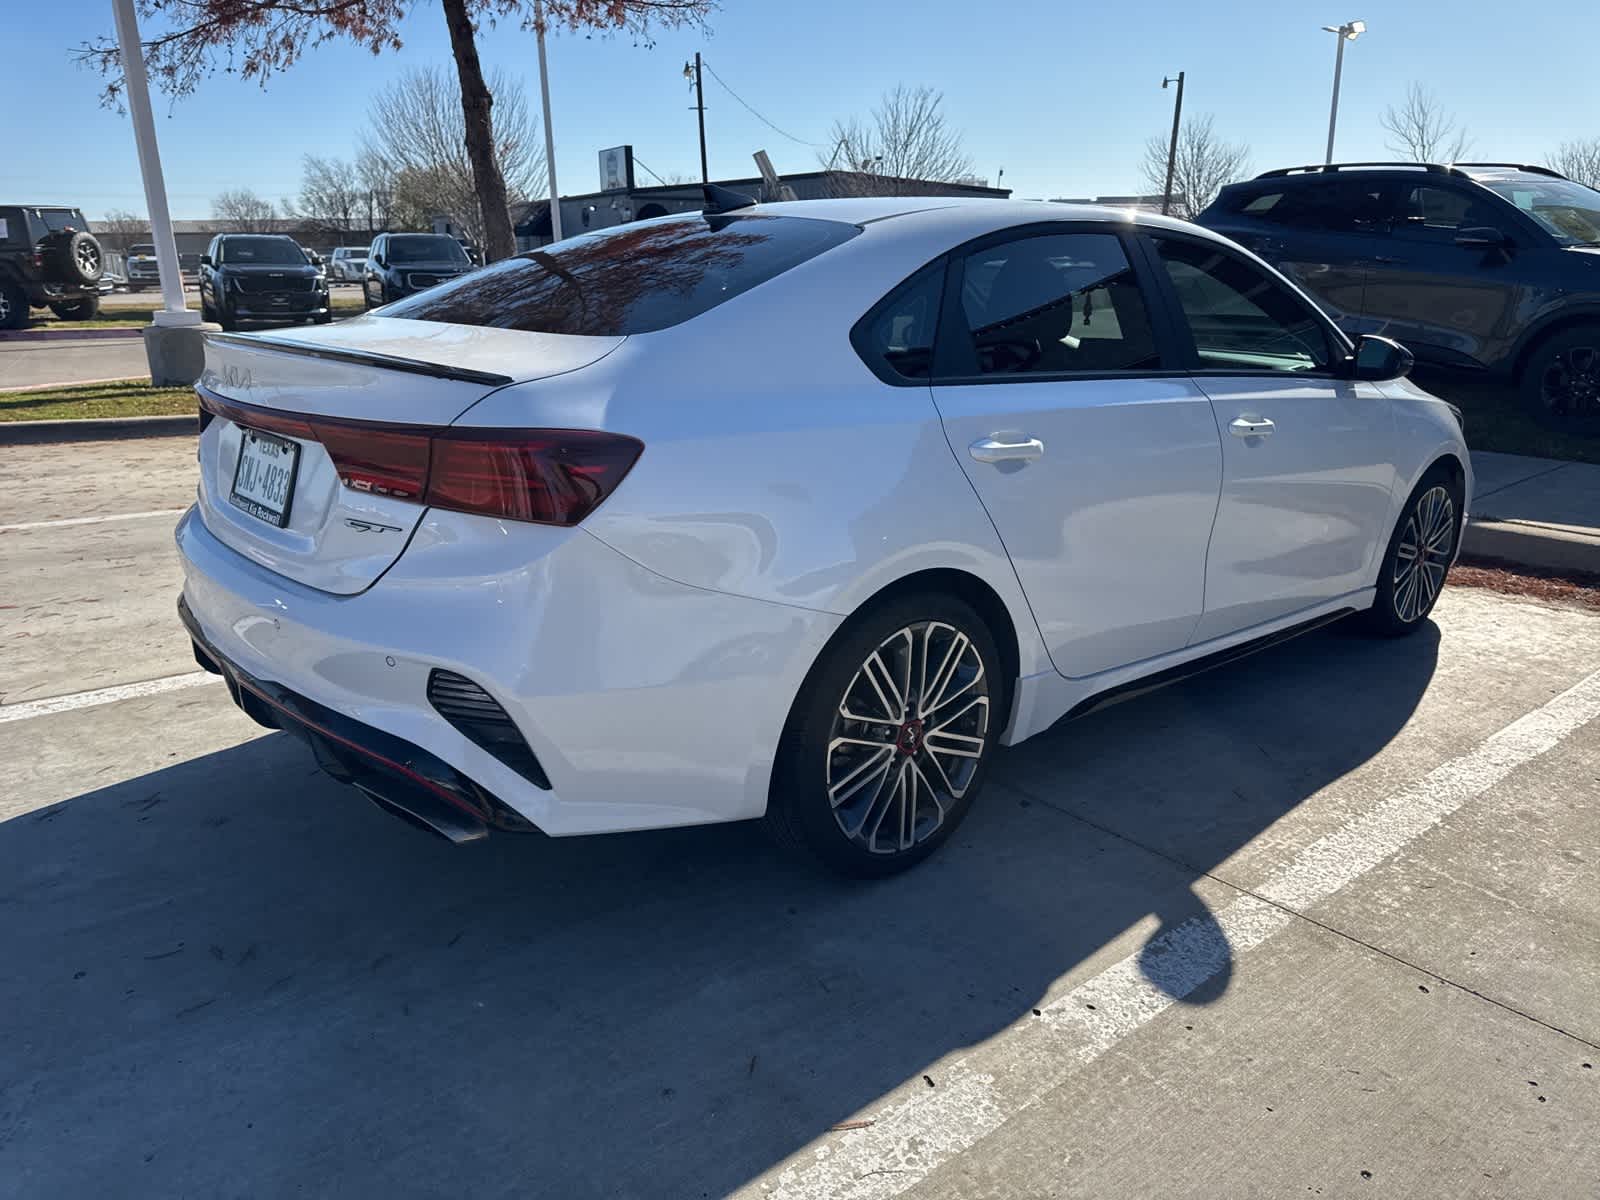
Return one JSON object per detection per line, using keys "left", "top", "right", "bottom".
{"left": 195, "top": 315, "right": 624, "bottom": 594}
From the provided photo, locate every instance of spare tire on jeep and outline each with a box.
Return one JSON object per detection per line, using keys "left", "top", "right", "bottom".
{"left": 44, "top": 230, "right": 104, "bottom": 286}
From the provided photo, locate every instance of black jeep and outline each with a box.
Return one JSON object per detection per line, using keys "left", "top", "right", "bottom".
{"left": 0, "top": 205, "right": 105, "bottom": 329}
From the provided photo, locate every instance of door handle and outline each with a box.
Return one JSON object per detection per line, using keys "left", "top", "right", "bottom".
{"left": 1228, "top": 416, "right": 1275, "bottom": 438}
{"left": 1369, "top": 255, "right": 1402, "bottom": 265}
{"left": 968, "top": 435, "right": 1045, "bottom": 463}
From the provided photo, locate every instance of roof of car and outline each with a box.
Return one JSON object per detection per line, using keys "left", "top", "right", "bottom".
{"left": 716, "top": 195, "right": 1212, "bottom": 241}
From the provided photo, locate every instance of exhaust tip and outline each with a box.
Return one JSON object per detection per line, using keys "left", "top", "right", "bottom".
{"left": 355, "top": 783, "right": 489, "bottom": 845}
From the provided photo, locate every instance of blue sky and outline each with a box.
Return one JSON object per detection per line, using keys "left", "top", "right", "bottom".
{"left": 8, "top": 1, "right": 1598, "bottom": 220}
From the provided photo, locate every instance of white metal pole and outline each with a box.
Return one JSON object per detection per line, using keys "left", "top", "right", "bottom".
{"left": 535, "top": 0, "right": 563, "bottom": 243}
{"left": 111, "top": 0, "right": 197, "bottom": 325}
{"left": 1324, "top": 33, "right": 1347, "bottom": 165}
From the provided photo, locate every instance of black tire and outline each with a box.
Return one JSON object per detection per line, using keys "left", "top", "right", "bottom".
{"left": 1357, "top": 464, "right": 1464, "bottom": 637}
{"left": 312, "top": 311, "right": 333, "bottom": 325}
{"left": 200, "top": 292, "right": 215, "bottom": 323}
{"left": 216, "top": 302, "right": 237, "bottom": 332}
{"left": 764, "top": 592, "right": 1005, "bottom": 877}
{"left": 0, "top": 281, "right": 29, "bottom": 330}
{"left": 48, "top": 296, "right": 99, "bottom": 321}
{"left": 46, "top": 231, "right": 104, "bottom": 286}
{"left": 1519, "top": 324, "right": 1600, "bottom": 435}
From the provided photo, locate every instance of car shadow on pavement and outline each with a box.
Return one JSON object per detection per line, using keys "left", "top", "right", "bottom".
{"left": 0, "top": 622, "right": 1439, "bottom": 1199}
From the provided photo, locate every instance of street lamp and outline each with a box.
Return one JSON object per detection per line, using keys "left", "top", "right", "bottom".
{"left": 1321, "top": 19, "right": 1366, "bottom": 165}
{"left": 1161, "top": 71, "right": 1185, "bottom": 216}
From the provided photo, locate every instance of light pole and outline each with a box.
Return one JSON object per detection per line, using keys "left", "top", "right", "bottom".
{"left": 1322, "top": 19, "right": 1366, "bottom": 165}
{"left": 1161, "top": 71, "right": 1184, "bottom": 216}
{"left": 534, "top": 0, "right": 562, "bottom": 242}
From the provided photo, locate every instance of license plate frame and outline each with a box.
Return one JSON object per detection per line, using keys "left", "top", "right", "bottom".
{"left": 228, "top": 427, "right": 302, "bottom": 528}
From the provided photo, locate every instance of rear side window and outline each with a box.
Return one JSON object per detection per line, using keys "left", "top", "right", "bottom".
{"left": 1230, "top": 181, "right": 1388, "bottom": 233}
{"left": 948, "top": 232, "right": 1159, "bottom": 377}
{"left": 383, "top": 214, "right": 860, "bottom": 336}
{"left": 855, "top": 265, "right": 944, "bottom": 381}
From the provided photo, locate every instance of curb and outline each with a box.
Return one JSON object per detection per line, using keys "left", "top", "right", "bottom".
{"left": 0, "top": 414, "right": 196, "bottom": 445}
{"left": 0, "top": 327, "right": 145, "bottom": 342}
{"left": 1462, "top": 515, "right": 1600, "bottom": 577}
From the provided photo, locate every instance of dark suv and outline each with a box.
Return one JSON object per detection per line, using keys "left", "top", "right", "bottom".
{"left": 1198, "top": 162, "right": 1600, "bottom": 427}
{"left": 363, "top": 233, "right": 473, "bottom": 308}
{"left": 199, "top": 233, "right": 330, "bottom": 330}
{"left": 0, "top": 204, "right": 105, "bottom": 328}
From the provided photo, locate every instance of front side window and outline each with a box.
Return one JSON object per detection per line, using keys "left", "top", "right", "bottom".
{"left": 949, "top": 232, "right": 1159, "bottom": 377}
{"left": 1390, "top": 185, "right": 1504, "bottom": 244}
{"left": 1154, "top": 237, "right": 1336, "bottom": 373}
{"left": 384, "top": 214, "right": 860, "bottom": 335}
{"left": 1477, "top": 176, "right": 1600, "bottom": 245}
{"left": 856, "top": 265, "right": 943, "bottom": 380}
{"left": 219, "top": 237, "right": 307, "bottom": 265}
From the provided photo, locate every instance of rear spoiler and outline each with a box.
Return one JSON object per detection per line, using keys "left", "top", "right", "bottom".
{"left": 204, "top": 331, "right": 514, "bottom": 388}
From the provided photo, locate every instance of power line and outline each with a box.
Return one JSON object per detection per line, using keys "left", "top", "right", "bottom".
{"left": 698, "top": 60, "right": 827, "bottom": 149}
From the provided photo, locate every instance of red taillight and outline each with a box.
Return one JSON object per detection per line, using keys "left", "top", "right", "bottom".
{"left": 199, "top": 390, "right": 642, "bottom": 526}
{"left": 427, "top": 431, "right": 644, "bottom": 526}
{"left": 314, "top": 422, "right": 430, "bottom": 499}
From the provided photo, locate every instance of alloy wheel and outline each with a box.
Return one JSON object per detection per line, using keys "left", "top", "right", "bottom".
{"left": 76, "top": 241, "right": 101, "bottom": 277}
{"left": 826, "top": 621, "right": 991, "bottom": 855}
{"left": 1539, "top": 343, "right": 1600, "bottom": 417}
{"left": 1392, "top": 485, "right": 1455, "bottom": 624}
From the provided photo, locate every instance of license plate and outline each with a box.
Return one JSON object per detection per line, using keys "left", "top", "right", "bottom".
{"left": 229, "top": 428, "right": 301, "bottom": 528}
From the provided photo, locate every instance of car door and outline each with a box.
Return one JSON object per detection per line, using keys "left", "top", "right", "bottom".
{"left": 928, "top": 226, "right": 1224, "bottom": 680}
{"left": 1143, "top": 232, "right": 1399, "bottom": 644}
{"left": 1222, "top": 177, "right": 1392, "bottom": 335}
{"left": 364, "top": 236, "right": 384, "bottom": 304}
{"left": 1359, "top": 181, "right": 1533, "bottom": 369}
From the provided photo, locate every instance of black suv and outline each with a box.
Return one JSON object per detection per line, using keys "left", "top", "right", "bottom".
{"left": 363, "top": 233, "right": 473, "bottom": 308}
{"left": 0, "top": 205, "right": 105, "bottom": 328}
{"left": 1198, "top": 162, "right": 1600, "bottom": 427}
{"left": 199, "top": 233, "right": 330, "bottom": 331}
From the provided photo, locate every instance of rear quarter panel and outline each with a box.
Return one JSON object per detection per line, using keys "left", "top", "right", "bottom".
{"left": 456, "top": 222, "right": 1054, "bottom": 683}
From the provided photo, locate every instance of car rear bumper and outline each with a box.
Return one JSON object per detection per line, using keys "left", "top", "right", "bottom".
{"left": 175, "top": 504, "right": 841, "bottom": 837}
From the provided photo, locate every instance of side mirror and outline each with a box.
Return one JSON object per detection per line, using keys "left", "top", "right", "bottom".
{"left": 199, "top": 255, "right": 213, "bottom": 267}
{"left": 1455, "top": 226, "right": 1511, "bottom": 251}
{"left": 309, "top": 252, "right": 323, "bottom": 266}
{"left": 1349, "top": 334, "right": 1414, "bottom": 382}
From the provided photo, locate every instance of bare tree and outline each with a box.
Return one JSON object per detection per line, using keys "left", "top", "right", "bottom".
{"left": 355, "top": 148, "right": 401, "bottom": 234}
{"left": 96, "top": 209, "right": 148, "bottom": 253}
{"left": 361, "top": 65, "right": 547, "bottom": 249}
{"left": 1548, "top": 137, "right": 1600, "bottom": 188}
{"left": 211, "top": 188, "right": 277, "bottom": 231}
{"left": 1139, "top": 114, "right": 1251, "bottom": 220}
{"left": 822, "top": 86, "right": 974, "bottom": 195}
{"left": 286, "top": 156, "right": 363, "bottom": 235}
{"left": 76, "top": 0, "right": 714, "bottom": 263}
{"left": 1380, "top": 83, "right": 1472, "bottom": 163}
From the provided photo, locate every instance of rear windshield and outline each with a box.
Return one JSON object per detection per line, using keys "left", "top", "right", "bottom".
{"left": 382, "top": 214, "right": 860, "bottom": 335}
{"left": 221, "top": 237, "right": 307, "bottom": 265}
{"left": 388, "top": 236, "right": 469, "bottom": 264}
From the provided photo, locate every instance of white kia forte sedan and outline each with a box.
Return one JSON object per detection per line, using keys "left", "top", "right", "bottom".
{"left": 176, "top": 194, "right": 1470, "bottom": 875}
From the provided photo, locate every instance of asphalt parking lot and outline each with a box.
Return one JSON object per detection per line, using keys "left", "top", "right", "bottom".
{"left": 2, "top": 436, "right": 1597, "bottom": 1199}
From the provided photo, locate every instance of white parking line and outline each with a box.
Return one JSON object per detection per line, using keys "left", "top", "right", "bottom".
{"left": 0, "top": 671, "right": 221, "bottom": 724}
{"left": 768, "top": 666, "right": 1600, "bottom": 1200}
{"left": 0, "top": 508, "right": 188, "bottom": 533}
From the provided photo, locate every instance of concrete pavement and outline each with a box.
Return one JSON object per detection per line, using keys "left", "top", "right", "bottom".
{"left": 0, "top": 335, "right": 152, "bottom": 390}
{"left": 1, "top": 436, "right": 1598, "bottom": 1198}
{"left": 1466, "top": 450, "right": 1600, "bottom": 574}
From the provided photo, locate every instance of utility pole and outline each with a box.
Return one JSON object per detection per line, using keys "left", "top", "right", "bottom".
{"left": 1161, "top": 71, "right": 1185, "bottom": 217}
{"left": 694, "top": 53, "right": 708, "bottom": 184}
{"left": 534, "top": 0, "right": 562, "bottom": 242}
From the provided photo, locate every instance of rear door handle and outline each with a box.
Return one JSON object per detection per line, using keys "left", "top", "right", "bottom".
{"left": 968, "top": 435, "right": 1045, "bottom": 463}
{"left": 1229, "top": 416, "right": 1275, "bottom": 438}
